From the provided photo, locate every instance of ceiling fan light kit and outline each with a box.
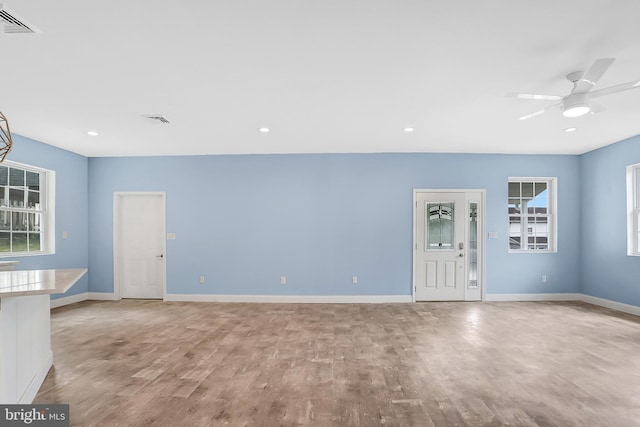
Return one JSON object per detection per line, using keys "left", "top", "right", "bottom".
{"left": 562, "top": 93, "right": 591, "bottom": 117}
{"left": 0, "top": 111, "right": 13, "bottom": 162}
{"left": 562, "top": 105, "right": 590, "bottom": 118}
{"left": 513, "top": 58, "right": 640, "bottom": 121}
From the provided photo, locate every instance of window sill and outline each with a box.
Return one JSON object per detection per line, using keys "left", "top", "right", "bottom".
{"left": 509, "top": 250, "right": 557, "bottom": 254}
{"left": 0, "top": 251, "right": 54, "bottom": 258}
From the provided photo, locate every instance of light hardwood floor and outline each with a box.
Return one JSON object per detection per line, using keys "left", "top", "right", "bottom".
{"left": 35, "top": 300, "right": 640, "bottom": 426}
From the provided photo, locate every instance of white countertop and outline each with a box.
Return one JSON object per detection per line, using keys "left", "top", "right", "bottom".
{"left": 0, "top": 268, "right": 87, "bottom": 297}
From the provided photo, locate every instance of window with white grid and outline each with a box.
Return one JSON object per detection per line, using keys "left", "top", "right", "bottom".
{"left": 0, "top": 161, "right": 55, "bottom": 255}
{"left": 508, "top": 177, "right": 557, "bottom": 252}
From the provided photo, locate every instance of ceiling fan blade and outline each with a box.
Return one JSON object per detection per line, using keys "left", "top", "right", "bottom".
{"left": 590, "top": 79, "right": 640, "bottom": 98}
{"left": 507, "top": 93, "right": 563, "bottom": 101}
{"left": 518, "top": 103, "right": 561, "bottom": 120}
{"left": 573, "top": 58, "right": 615, "bottom": 93}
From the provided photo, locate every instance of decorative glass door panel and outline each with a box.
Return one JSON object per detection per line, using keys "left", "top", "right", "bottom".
{"left": 468, "top": 202, "right": 478, "bottom": 289}
{"left": 426, "top": 203, "right": 455, "bottom": 250}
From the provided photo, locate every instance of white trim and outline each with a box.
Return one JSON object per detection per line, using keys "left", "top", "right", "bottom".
{"left": 164, "top": 294, "right": 413, "bottom": 304}
{"left": 626, "top": 163, "right": 640, "bottom": 256}
{"left": 88, "top": 292, "right": 117, "bottom": 301}
{"left": 476, "top": 293, "right": 640, "bottom": 317}
{"left": 113, "top": 192, "right": 167, "bottom": 301}
{"left": 581, "top": 294, "right": 640, "bottom": 317}
{"left": 412, "top": 188, "right": 487, "bottom": 194}
{"left": 49, "top": 291, "right": 640, "bottom": 318}
{"left": 50, "top": 292, "right": 117, "bottom": 308}
{"left": 47, "top": 169, "right": 56, "bottom": 254}
{"left": 485, "top": 293, "right": 581, "bottom": 302}
{"left": 19, "top": 350, "right": 53, "bottom": 404}
{"left": 50, "top": 292, "right": 88, "bottom": 308}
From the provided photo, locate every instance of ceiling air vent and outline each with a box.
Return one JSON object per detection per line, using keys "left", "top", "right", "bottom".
{"left": 145, "top": 115, "right": 171, "bottom": 124}
{"left": 0, "top": 5, "right": 36, "bottom": 34}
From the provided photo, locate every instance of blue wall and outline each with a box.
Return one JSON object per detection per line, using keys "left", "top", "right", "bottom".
{"left": 5, "top": 134, "right": 89, "bottom": 299}
{"left": 24, "top": 130, "right": 640, "bottom": 303}
{"left": 88, "top": 153, "right": 581, "bottom": 297}
{"left": 581, "top": 134, "right": 640, "bottom": 307}
{"left": 9, "top": 130, "right": 640, "bottom": 304}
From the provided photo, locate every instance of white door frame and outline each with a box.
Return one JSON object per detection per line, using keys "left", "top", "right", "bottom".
{"left": 113, "top": 192, "right": 167, "bottom": 301}
{"left": 412, "top": 189, "right": 486, "bottom": 302}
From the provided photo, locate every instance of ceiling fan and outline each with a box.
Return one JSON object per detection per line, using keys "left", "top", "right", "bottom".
{"left": 511, "top": 58, "right": 640, "bottom": 120}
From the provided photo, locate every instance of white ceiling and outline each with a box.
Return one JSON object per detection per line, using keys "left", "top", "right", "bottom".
{"left": 1, "top": 1, "right": 640, "bottom": 157}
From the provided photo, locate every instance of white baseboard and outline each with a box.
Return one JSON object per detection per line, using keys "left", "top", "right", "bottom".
{"left": 51, "top": 292, "right": 411, "bottom": 306}
{"left": 581, "top": 294, "right": 640, "bottom": 317}
{"left": 484, "top": 293, "right": 640, "bottom": 317}
{"left": 164, "top": 294, "right": 413, "bottom": 304}
{"left": 88, "top": 292, "right": 117, "bottom": 301}
{"left": 485, "top": 293, "right": 582, "bottom": 302}
{"left": 20, "top": 350, "right": 53, "bottom": 404}
{"left": 49, "top": 291, "right": 639, "bottom": 317}
{"left": 51, "top": 292, "right": 117, "bottom": 309}
{"left": 50, "top": 292, "right": 88, "bottom": 309}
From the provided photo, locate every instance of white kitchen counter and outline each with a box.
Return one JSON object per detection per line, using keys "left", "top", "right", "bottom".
{"left": 0, "top": 268, "right": 87, "bottom": 404}
{"left": 0, "top": 268, "right": 87, "bottom": 298}
{"left": 0, "top": 261, "right": 19, "bottom": 271}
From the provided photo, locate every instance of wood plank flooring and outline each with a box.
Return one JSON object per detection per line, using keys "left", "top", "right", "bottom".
{"left": 35, "top": 300, "right": 640, "bottom": 426}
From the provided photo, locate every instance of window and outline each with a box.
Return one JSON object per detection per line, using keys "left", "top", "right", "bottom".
{"left": 468, "top": 201, "right": 479, "bottom": 289}
{"left": 627, "top": 163, "right": 640, "bottom": 256}
{"left": 508, "top": 177, "right": 557, "bottom": 252}
{"left": 0, "top": 161, "right": 54, "bottom": 255}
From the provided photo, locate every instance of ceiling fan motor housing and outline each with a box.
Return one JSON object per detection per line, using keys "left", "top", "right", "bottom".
{"left": 566, "top": 71, "right": 585, "bottom": 83}
{"left": 562, "top": 93, "right": 590, "bottom": 117}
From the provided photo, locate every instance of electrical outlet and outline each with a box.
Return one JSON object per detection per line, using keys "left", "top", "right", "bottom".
{"left": 280, "top": 276, "right": 286, "bottom": 285}
{"left": 541, "top": 275, "right": 547, "bottom": 283}
{"left": 352, "top": 276, "right": 358, "bottom": 284}
{"left": 199, "top": 276, "right": 205, "bottom": 284}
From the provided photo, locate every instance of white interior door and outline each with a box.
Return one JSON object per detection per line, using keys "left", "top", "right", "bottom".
{"left": 115, "top": 193, "right": 165, "bottom": 299}
{"left": 414, "top": 191, "right": 483, "bottom": 301}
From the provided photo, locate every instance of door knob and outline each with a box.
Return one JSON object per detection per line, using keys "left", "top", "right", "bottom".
{"left": 156, "top": 254, "right": 164, "bottom": 258}
{"left": 458, "top": 253, "right": 464, "bottom": 257}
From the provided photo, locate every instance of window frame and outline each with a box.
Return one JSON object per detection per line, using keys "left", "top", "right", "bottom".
{"left": 0, "top": 160, "right": 55, "bottom": 257}
{"left": 626, "top": 163, "right": 640, "bottom": 256}
{"left": 508, "top": 177, "right": 557, "bottom": 253}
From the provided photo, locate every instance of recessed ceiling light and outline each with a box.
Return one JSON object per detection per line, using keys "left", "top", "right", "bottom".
{"left": 87, "top": 131, "right": 99, "bottom": 136}
{"left": 258, "top": 127, "right": 270, "bottom": 133}
{"left": 564, "top": 127, "right": 577, "bottom": 133}
{"left": 403, "top": 127, "right": 415, "bottom": 132}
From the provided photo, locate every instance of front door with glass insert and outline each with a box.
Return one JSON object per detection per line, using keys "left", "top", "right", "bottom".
{"left": 414, "top": 191, "right": 483, "bottom": 301}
